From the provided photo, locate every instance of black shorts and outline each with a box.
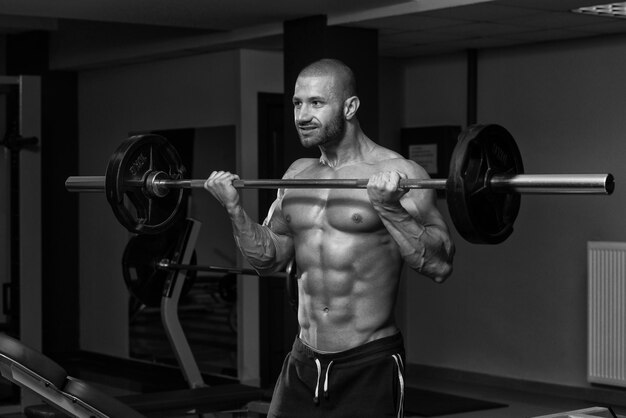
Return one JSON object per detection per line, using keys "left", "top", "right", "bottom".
{"left": 267, "top": 333, "right": 405, "bottom": 418}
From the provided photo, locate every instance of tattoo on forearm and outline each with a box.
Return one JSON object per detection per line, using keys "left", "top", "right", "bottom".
{"left": 229, "top": 206, "right": 281, "bottom": 272}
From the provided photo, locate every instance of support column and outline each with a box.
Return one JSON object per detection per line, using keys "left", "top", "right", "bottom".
{"left": 7, "top": 31, "right": 79, "bottom": 357}
{"left": 282, "top": 15, "right": 379, "bottom": 168}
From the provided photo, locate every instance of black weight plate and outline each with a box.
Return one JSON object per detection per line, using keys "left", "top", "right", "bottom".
{"left": 447, "top": 124, "right": 524, "bottom": 244}
{"left": 122, "top": 233, "right": 197, "bottom": 307}
{"left": 105, "top": 134, "right": 187, "bottom": 234}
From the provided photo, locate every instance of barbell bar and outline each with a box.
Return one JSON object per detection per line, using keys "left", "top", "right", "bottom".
{"left": 64, "top": 124, "right": 615, "bottom": 244}
{"left": 66, "top": 173, "right": 614, "bottom": 194}
{"left": 157, "top": 259, "right": 261, "bottom": 276}
{"left": 123, "top": 231, "right": 298, "bottom": 309}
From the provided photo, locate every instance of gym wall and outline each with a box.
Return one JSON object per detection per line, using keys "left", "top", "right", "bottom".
{"left": 402, "top": 34, "right": 626, "bottom": 389}
{"left": 78, "top": 49, "right": 239, "bottom": 358}
{"left": 77, "top": 49, "right": 283, "bottom": 387}
{"left": 67, "top": 30, "right": 626, "bottom": 391}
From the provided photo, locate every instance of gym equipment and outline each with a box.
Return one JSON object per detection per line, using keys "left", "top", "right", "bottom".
{"left": 123, "top": 217, "right": 267, "bottom": 414}
{"left": 158, "top": 260, "right": 260, "bottom": 275}
{"left": 0, "top": 332, "right": 267, "bottom": 417}
{"left": 119, "top": 217, "right": 290, "bottom": 415}
{"left": 1, "top": 218, "right": 267, "bottom": 417}
{"left": 532, "top": 406, "right": 618, "bottom": 417}
{"left": 64, "top": 124, "right": 615, "bottom": 244}
{"left": 0, "top": 333, "right": 146, "bottom": 418}
{"left": 157, "top": 259, "right": 297, "bottom": 308}
{"left": 122, "top": 231, "right": 198, "bottom": 307}
{"left": 105, "top": 134, "right": 187, "bottom": 235}
{"left": 160, "top": 257, "right": 298, "bottom": 310}
{"left": 447, "top": 124, "right": 523, "bottom": 244}
{"left": 123, "top": 234, "right": 299, "bottom": 310}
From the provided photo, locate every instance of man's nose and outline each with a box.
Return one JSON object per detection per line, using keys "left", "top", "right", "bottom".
{"left": 295, "top": 104, "right": 312, "bottom": 123}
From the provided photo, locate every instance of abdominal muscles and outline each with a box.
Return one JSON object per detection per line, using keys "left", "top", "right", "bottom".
{"left": 295, "top": 227, "right": 402, "bottom": 351}
{"left": 282, "top": 187, "right": 403, "bottom": 351}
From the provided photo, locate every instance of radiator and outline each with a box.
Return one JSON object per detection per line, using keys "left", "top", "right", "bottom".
{"left": 588, "top": 241, "right": 626, "bottom": 387}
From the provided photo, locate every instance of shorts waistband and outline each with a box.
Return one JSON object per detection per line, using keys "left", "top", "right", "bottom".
{"left": 291, "top": 332, "right": 404, "bottom": 365}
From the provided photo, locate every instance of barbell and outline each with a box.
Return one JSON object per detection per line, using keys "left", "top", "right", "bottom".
{"left": 122, "top": 231, "right": 297, "bottom": 309}
{"left": 65, "top": 124, "right": 614, "bottom": 244}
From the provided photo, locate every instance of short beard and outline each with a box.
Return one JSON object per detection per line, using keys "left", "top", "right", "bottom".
{"left": 299, "top": 112, "right": 346, "bottom": 149}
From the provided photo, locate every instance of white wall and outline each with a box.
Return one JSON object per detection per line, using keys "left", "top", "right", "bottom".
{"left": 402, "top": 35, "right": 626, "bottom": 388}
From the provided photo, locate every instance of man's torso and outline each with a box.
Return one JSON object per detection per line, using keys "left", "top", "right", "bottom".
{"left": 281, "top": 157, "right": 407, "bottom": 351}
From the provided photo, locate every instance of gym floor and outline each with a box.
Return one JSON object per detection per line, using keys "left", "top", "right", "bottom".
{"left": 0, "top": 273, "right": 617, "bottom": 418}
{"left": 0, "top": 290, "right": 622, "bottom": 418}
{"left": 405, "top": 374, "right": 626, "bottom": 418}
{"left": 1, "top": 371, "right": 624, "bottom": 417}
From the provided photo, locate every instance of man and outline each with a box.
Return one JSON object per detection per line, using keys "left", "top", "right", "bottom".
{"left": 204, "top": 58, "right": 454, "bottom": 417}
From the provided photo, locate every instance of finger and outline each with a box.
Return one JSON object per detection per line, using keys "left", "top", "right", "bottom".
{"left": 204, "top": 172, "right": 217, "bottom": 190}
{"left": 205, "top": 171, "right": 235, "bottom": 190}
{"left": 213, "top": 171, "right": 236, "bottom": 183}
{"left": 388, "top": 171, "right": 400, "bottom": 185}
{"left": 204, "top": 176, "right": 215, "bottom": 191}
{"left": 367, "top": 173, "right": 385, "bottom": 189}
{"left": 377, "top": 172, "right": 398, "bottom": 192}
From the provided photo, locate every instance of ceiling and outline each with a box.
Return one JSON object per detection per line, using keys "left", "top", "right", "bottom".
{"left": 1, "top": 0, "right": 626, "bottom": 66}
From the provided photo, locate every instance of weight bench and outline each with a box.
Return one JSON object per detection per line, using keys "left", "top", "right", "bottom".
{"left": 0, "top": 333, "right": 267, "bottom": 417}
{"left": 0, "top": 332, "right": 145, "bottom": 417}
{"left": 532, "top": 406, "right": 623, "bottom": 417}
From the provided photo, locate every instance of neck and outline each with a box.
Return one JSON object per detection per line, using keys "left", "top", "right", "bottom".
{"left": 318, "top": 124, "right": 374, "bottom": 168}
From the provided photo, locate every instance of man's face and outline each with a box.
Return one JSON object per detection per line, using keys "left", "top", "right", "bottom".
{"left": 292, "top": 75, "right": 345, "bottom": 149}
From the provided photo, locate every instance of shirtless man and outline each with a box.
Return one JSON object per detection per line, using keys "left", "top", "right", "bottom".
{"left": 204, "top": 59, "right": 454, "bottom": 418}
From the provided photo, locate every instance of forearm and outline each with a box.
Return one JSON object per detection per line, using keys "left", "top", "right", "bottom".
{"left": 227, "top": 205, "right": 291, "bottom": 274}
{"left": 374, "top": 202, "right": 454, "bottom": 282}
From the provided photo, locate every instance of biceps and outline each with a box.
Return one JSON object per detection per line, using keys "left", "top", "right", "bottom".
{"left": 263, "top": 199, "right": 294, "bottom": 258}
{"left": 269, "top": 230, "right": 295, "bottom": 261}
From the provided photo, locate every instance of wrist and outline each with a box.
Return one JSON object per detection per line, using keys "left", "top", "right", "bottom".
{"left": 226, "top": 201, "right": 243, "bottom": 217}
{"left": 372, "top": 199, "right": 404, "bottom": 213}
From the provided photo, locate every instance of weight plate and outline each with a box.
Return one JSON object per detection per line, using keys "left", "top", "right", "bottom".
{"left": 105, "top": 134, "right": 187, "bottom": 234}
{"left": 122, "top": 232, "right": 197, "bottom": 307}
{"left": 446, "top": 124, "right": 524, "bottom": 244}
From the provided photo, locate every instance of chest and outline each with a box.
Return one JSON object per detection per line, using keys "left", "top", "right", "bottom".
{"left": 281, "top": 167, "right": 384, "bottom": 233}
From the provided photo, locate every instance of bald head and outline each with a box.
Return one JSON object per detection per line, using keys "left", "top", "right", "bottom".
{"left": 298, "top": 59, "right": 357, "bottom": 102}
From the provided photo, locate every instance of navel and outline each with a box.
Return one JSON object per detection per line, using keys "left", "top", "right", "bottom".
{"left": 285, "top": 214, "right": 291, "bottom": 223}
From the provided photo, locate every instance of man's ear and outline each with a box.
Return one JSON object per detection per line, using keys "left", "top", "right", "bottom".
{"left": 344, "top": 96, "right": 360, "bottom": 120}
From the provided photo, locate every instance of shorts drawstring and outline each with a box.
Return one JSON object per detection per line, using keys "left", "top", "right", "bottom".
{"left": 323, "top": 360, "right": 334, "bottom": 399}
{"left": 313, "top": 355, "right": 403, "bottom": 410}
{"left": 314, "top": 358, "right": 322, "bottom": 404}
{"left": 293, "top": 334, "right": 404, "bottom": 412}
{"left": 392, "top": 354, "right": 405, "bottom": 418}
{"left": 313, "top": 358, "right": 335, "bottom": 404}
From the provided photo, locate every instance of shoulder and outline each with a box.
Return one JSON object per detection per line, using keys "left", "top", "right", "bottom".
{"left": 372, "top": 146, "right": 430, "bottom": 179}
{"left": 283, "top": 158, "right": 319, "bottom": 179}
